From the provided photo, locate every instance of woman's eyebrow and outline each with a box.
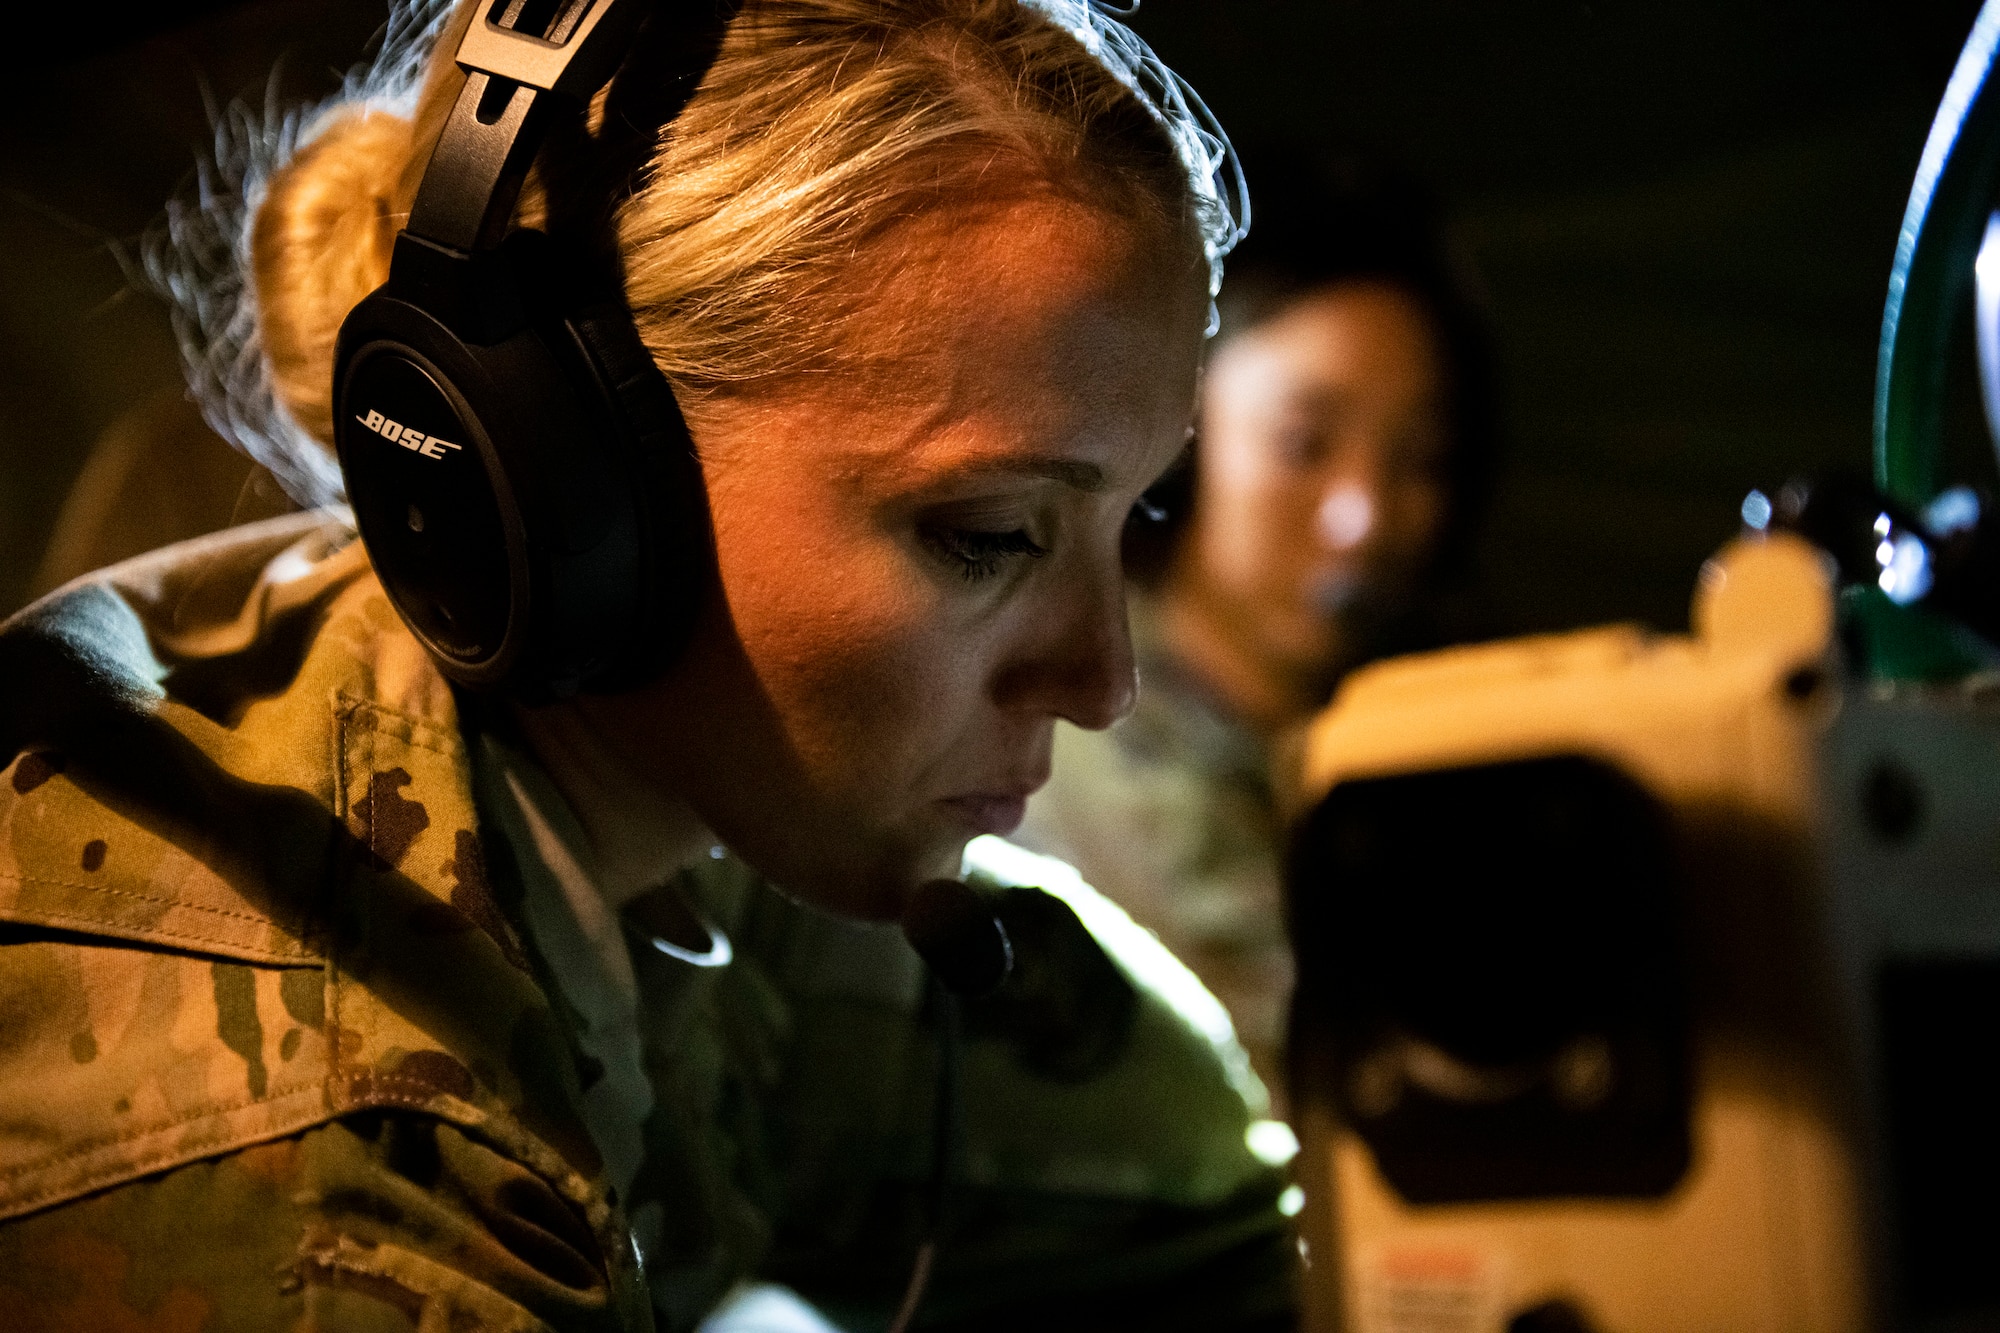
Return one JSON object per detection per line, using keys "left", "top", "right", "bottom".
{"left": 974, "top": 457, "right": 1107, "bottom": 492}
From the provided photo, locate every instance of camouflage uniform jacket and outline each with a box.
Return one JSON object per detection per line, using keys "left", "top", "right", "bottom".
{"left": 0, "top": 515, "right": 1294, "bottom": 1332}
{"left": 0, "top": 514, "right": 649, "bottom": 1331}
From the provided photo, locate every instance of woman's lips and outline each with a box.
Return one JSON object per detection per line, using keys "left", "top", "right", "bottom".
{"left": 941, "top": 793, "right": 1030, "bottom": 836}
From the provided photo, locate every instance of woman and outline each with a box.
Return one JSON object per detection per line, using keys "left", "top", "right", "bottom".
{"left": 1018, "top": 153, "right": 1500, "bottom": 1102}
{"left": 0, "top": 2, "right": 1290, "bottom": 1329}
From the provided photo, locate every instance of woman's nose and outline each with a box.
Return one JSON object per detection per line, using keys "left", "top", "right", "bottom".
{"left": 1318, "top": 479, "right": 1377, "bottom": 552}
{"left": 994, "top": 575, "right": 1138, "bottom": 732}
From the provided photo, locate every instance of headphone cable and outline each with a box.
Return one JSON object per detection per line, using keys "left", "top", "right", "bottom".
{"left": 887, "top": 977, "right": 961, "bottom": 1333}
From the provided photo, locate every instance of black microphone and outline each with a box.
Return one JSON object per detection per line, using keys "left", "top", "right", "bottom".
{"left": 902, "top": 877, "right": 1013, "bottom": 998}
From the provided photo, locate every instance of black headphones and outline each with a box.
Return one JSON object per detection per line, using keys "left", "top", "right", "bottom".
{"left": 333, "top": 0, "right": 707, "bottom": 700}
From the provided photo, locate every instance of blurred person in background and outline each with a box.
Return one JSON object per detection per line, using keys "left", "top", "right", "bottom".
{"left": 1016, "top": 152, "right": 1501, "bottom": 1104}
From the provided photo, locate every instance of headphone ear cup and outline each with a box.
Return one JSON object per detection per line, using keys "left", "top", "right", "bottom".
{"left": 334, "top": 283, "right": 536, "bottom": 689}
{"left": 558, "top": 301, "right": 711, "bottom": 681}
{"left": 336, "top": 232, "right": 701, "bottom": 699}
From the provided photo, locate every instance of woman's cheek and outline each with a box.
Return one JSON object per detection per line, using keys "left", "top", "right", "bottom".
{"left": 724, "top": 526, "right": 957, "bottom": 779}
{"left": 1377, "top": 479, "right": 1445, "bottom": 574}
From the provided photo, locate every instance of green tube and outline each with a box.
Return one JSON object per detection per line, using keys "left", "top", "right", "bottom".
{"left": 1875, "top": 0, "right": 2000, "bottom": 507}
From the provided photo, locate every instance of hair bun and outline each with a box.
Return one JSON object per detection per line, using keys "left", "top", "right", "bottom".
{"left": 252, "top": 109, "right": 415, "bottom": 448}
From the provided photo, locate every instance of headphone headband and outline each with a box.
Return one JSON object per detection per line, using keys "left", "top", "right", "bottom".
{"left": 459, "top": 0, "right": 649, "bottom": 95}
{"left": 407, "top": 0, "right": 649, "bottom": 257}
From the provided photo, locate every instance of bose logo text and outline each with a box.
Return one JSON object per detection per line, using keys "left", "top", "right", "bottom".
{"left": 358, "top": 409, "right": 463, "bottom": 460}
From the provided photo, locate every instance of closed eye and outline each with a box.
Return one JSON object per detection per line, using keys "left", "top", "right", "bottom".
{"left": 921, "top": 526, "right": 1049, "bottom": 582}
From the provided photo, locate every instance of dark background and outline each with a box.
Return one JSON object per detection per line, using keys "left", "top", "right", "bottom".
{"left": 1, "top": 0, "right": 1991, "bottom": 631}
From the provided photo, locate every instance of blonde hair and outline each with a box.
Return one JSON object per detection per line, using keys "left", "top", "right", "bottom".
{"left": 162, "top": 0, "right": 1241, "bottom": 507}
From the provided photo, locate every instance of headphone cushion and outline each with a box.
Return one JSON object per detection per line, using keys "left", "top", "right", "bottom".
{"left": 566, "top": 305, "right": 685, "bottom": 460}
{"left": 557, "top": 299, "right": 710, "bottom": 677}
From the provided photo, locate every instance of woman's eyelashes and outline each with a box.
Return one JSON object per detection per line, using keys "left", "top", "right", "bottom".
{"left": 921, "top": 524, "right": 1050, "bottom": 582}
